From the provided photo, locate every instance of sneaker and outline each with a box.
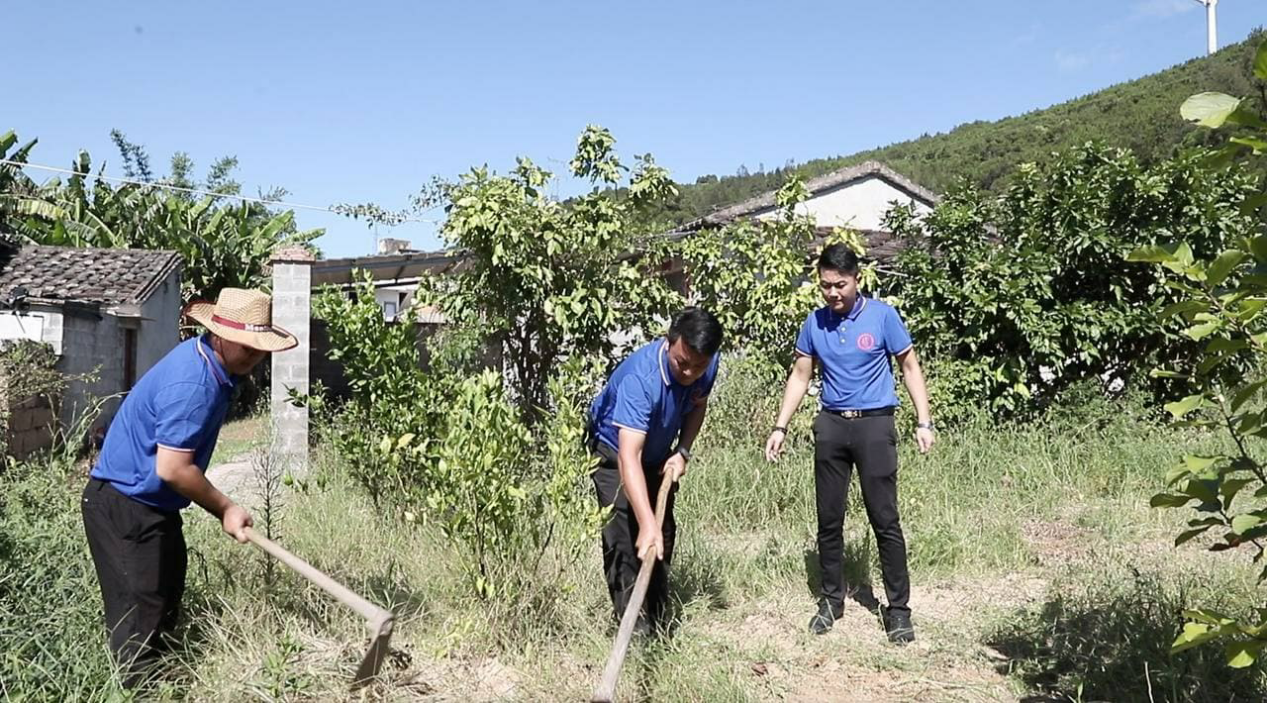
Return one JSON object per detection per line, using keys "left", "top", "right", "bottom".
{"left": 884, "top": 610, "right": 915, "bottom": 644}
{"left": 808, "top": 600, "right": 843, "bottom": 635}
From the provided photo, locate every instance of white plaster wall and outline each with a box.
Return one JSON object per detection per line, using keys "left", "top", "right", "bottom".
{"left": 755, "top": 176, "right": 932, "bottom": 230}
{"left": 375, "top": 288, "right": 405, "bottom": 320}
{"left": 0, "top": 306, "right": 63, "bottom": 352}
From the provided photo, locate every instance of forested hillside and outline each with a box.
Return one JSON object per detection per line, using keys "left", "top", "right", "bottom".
{"left": 646, "top": 30, "right": 1265, "bottom": 226}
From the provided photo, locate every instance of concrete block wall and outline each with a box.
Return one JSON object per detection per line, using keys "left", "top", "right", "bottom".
{"left": 137, "top": 269, "right": 182, "bottom": 376}
{"left": 271, "top": 248, "right": 313, "bottom": 477}
{"left": 5, "top": 393, "right": 56, "bottom": 458}
{"left": 56, "top": 313, "right": 126, "bottom": 435}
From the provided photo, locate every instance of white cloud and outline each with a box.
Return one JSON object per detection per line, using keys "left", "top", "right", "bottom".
{"left": 1131, "top": 0, "right": 1200, "bottom": 20}
{"left": 1053, "top": 45, "right": 1126, "bottom": 73}
{"left": 1055, "top": 49, "right": 1093, "bottom": 72}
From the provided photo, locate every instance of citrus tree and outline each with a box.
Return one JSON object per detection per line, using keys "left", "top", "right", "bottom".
{"left": 1128, "top": 38, "right": 1267, "bottom": 668}
{"left": 417, "top": 125, "right": 680, "bottom": 419}
{"left": 887, "top": 142, "right": 1259, "bottom": 416}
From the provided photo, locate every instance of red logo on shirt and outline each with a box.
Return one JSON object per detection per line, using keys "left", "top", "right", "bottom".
{"left": 857, "top": 333, "right": 876, "bottom": 351}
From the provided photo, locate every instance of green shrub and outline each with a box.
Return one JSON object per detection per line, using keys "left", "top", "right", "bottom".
{"left": 887, "top": 141, "right": 1261, "bottom": 415}
{"left": 312, "top": 280, "right": 605, "bottom": 610}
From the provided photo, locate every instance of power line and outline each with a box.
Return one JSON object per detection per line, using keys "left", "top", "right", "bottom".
{"left": 0, "top": 158, "right": 443, "bottom": 225}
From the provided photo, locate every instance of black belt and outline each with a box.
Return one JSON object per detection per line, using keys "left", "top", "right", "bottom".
{"left": 823, "top": 407, "right": 894, "bottom": 419}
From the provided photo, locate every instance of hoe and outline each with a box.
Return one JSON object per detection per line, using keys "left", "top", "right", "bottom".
{"left": 244, "top": 527, "right": 395, "bottom": 688}
{"left": 591, "top": 476, "right": 675, "bottom": 703}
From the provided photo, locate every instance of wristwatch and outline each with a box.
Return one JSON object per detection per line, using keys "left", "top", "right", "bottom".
{"left": 772, "top": 426, "right": 788, "bottom": 435}
{"left": 677, "top": 446, "right": 692, "bottom": 461}
{"left": 917, "top": 421, "right": 936, "bottom": 431}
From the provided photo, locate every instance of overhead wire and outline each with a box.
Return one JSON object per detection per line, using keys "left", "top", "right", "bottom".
{"left": 0, "top": 158, "right": 443, "bottom": 224}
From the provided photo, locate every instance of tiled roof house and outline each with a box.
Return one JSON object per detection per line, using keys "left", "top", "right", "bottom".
{"left": 0, "top": 240, "right": 182, "bottom": 456}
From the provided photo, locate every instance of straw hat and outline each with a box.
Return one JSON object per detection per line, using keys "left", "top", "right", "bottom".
{"left": 184, "top": 288, "right": 298, "bottom": 352}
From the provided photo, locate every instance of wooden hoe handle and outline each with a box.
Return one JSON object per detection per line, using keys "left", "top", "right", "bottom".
{"left": 591, "top": 475, "right": 675, "bottom": 703}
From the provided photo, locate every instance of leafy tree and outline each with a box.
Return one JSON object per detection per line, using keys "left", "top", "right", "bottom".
{"left": 0, "top": 130, "right": 319, "bottom": 306}
{"left": 1130, "top": 38, "right": 1267, "bottom": 670}
{"left": 310, "top": 278, "right": 605, "bottom": 603}
{"left": 886, "top": 142, "right": 1260, "bottom": 416}
{"left": 668, "top": 175, "right": 871, "bottom": 377}
{"left": 416, "top": 125, "right": 681, "bottom": 419}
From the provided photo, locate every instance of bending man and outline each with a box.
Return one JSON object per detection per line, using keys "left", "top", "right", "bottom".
{"left": 82, "top": 288, "right": 296, "bottom": 687}
{"left": 588, "top": 307, "right": 723, "bottom": 635}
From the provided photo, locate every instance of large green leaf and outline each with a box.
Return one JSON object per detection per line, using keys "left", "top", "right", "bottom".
{"left": 1256, "top": 38, "right": 1267, "bottom": 81}
{"left": 1128, "top": 244, "right": 1177, "bottom": 263}
{"left": 1207, "top": 250, "right": 1248, "bottom": 287}
{"left": 1226, "top": 640, "right": 1265, "bottom": 668}
{"left": 1232, "top": 513, "right": 1264, "bottom": 535}
{"left": 1165, "top": 394, "right": 1207, "bottom": 420}
{"left": 1181, "top": 92, "right": 1243, "bottom": 128}
{"left": 1151, "top": 492, "right": 1194, "bottom": 508}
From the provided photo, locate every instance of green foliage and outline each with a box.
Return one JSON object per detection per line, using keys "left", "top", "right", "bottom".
{"left": 668, "top": 176, "right": 872, "bottom": 377}
{"left": 416, "top": 125, "right": 680, "bottom": 418}
{"left": 0, "top": 456, "right": 130, "bottom": 699}
{"left": 0, "top": 340, "right": 64, "bottom": 407}
{"left": 0, "top": 130, "right": 320, "bottom": 306}
{"left": 312, "top": 281, "right": 604, "bottom": 603}
{"left": 1133, "top": 37, "right": 1267, "bottom": 669}
{"left": 888, "top": 142, "right": 1260, "bottom": 416}
{"left": 635, "top": 30, "right": 1267, "bottom": 229}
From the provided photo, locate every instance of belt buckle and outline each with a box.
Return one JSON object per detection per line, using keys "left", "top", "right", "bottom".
{"left": 841, "top": 409, "right": 861, "bottom": 419}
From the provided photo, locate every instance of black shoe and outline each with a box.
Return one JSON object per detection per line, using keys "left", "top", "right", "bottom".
{"left": 808, "top": 600, "right": 843, "bottom": 635}
{"left": 885, "top": 610, "right": 915, "bottom": 644}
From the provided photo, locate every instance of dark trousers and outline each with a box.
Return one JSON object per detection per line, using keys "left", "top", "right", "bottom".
{"left": 590, "top": 442, "right": 678, "bottom": 626}
{"left": 81, "top": 478, "right": 187, "bottom": 688}
{"left": 813, "top": 412, "right": 910, "bottom": 614}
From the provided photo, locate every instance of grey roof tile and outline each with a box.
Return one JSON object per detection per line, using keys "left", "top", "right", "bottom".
{"left": 0, "top": 242, "right": 180, "bottom": 306}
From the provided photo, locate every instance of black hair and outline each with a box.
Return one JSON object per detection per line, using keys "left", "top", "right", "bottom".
{"left": 667, "top": 306, "right": 723, "bottom": 356}
{"left": 816, "top": 243, "right": 860, "bottom": 275}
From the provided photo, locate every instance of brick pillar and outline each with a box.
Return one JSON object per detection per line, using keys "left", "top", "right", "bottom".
{"left": 271, "top": 247, "right": 314, "bottom": 477}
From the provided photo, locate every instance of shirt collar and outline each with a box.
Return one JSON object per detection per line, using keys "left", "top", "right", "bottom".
{"left": 658, "top": 340, "right": 672, "bottom": 387}
{"left": 831, "top": 295, "right": 867, "bottom": 322}
{"left": 197, "top": 334, "right": 233, "bottom": 387}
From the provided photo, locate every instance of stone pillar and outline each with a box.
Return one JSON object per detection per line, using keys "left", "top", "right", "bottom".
{"left": 270, "top": 247, "right": 314, "bottom": 477}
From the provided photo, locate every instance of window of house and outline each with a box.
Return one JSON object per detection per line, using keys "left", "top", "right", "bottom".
{"left": 383, "top": 301, "right": 398, "bottom": 320}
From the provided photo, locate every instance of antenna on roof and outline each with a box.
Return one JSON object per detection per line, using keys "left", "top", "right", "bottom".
{"left": 1193, "top": 0, "right": 1219, "bottom": 56}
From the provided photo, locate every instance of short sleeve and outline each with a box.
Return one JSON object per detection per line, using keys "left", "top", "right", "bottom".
{"left": 794, "top": 312, "right": 817, "bottom": 358}
{"left": 884, "top": 306, "right": 913, "bottom": 355}
{"left": 154, "top": 383, "right": 218, "bottom": 451}
{"left": 611, "top": 374, "right": 654, "bottom": 434}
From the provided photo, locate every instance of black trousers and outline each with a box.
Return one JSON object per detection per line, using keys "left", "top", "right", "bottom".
{"left": 590, "top": 441, "right": 678, "bottom": 626}
{"left": 81, "top": 478, "right": 187, "bottom": 688}
{"left": 813, "top": 412, "right": 910, "bottom": 614}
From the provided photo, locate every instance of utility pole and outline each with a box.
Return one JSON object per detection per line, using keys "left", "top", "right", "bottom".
{"left": 1194, "top": 0, "right": 1219, "bottom": 56}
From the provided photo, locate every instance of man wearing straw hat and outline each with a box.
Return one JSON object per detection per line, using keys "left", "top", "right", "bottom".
{"left": 82, "top": 288, "right": 296, "bottom": 688}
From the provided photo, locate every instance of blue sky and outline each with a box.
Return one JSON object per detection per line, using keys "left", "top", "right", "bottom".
{"left": 6, "top": 1, "right": 1263, "bottom": 257}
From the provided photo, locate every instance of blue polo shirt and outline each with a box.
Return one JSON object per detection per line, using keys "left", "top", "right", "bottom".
{"left": 91, "top": 335, "right": 235, "bottom": 511}
{"left": 795, "top": 297, "right": 913, "bottom": 411}
{"left": 589, "top": 339, "right": 719, "bottom": 469}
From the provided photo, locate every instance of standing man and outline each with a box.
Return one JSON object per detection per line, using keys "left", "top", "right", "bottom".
{"left": 764, "top": 244, "right": 934, "bottom": 643}
{"left": 82, "top": 288, "right": 296, "bottom": 687}
{"left": 588, "top": 307, "right": 723, "bottom": 635}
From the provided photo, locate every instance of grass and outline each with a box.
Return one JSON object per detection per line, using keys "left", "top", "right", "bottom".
{"left": 2, "top": 385, "right": 1266, "bottom": 701}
